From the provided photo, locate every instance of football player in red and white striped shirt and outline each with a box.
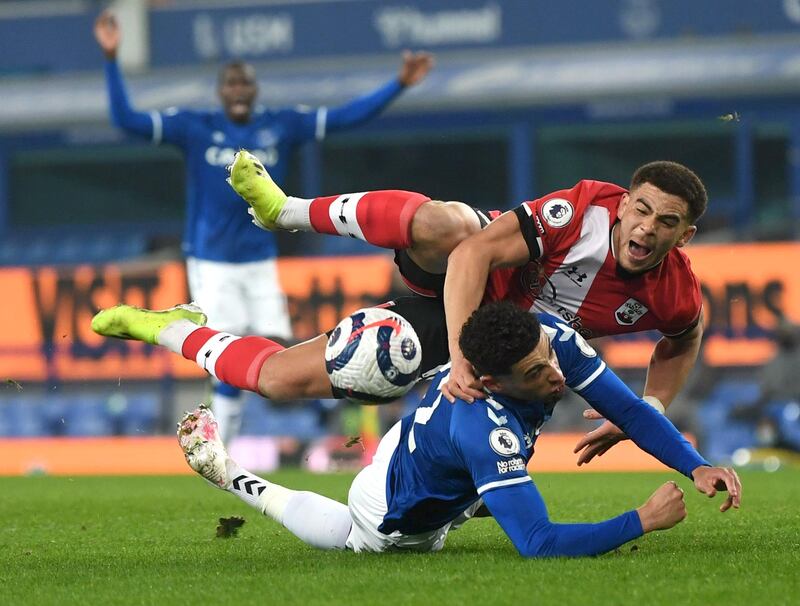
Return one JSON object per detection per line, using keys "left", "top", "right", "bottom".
{"left": 93, "top": 157, "right": 706, "bottom": 464}
{"left": 441, "top": 162, "right": 706, "bottom": 462}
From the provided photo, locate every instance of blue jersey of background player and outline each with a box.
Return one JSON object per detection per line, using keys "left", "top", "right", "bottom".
{"left": 95, "top": 11, "right": 432, "bottom": 263}
{"left": 94, "top": 10, "right": 433, "bottom": 444}
{"left": 378, "top": 304, "right": 742, "bottom": 556}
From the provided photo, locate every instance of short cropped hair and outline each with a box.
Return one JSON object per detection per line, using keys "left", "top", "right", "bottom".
{"left": 630, "top": 161, "right": 707, "bottom": 223}
{"left": 218, "top": 61, "right": 256, "bottom": 86}
{"left": 459, "top": 302, "right": 541, "bottom": 376}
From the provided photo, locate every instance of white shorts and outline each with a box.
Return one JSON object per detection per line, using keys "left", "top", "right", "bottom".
{"left": 345, "top": 422, "right": 482, "bottom": 553}
{"left": 186, "top": 257, "right": 292, "bottom": 338}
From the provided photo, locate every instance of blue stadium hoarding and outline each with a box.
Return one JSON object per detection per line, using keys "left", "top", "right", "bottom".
{"left": 2, "top": 0, "right": 800, "bottom": 74}
{"left": 149, "top": 0, "right": 800, "bottom": 67}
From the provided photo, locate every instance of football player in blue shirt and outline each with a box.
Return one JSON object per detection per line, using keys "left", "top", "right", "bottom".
{"left": 94, "top": 11, "right": 433, "bottom": 443}
{"left": 177, "top": 302, "right": 741, "bottom": 557}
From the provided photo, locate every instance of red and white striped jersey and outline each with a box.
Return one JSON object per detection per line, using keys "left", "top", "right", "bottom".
{"left": 484, "top": 180, "right": 702, "bottom": 339}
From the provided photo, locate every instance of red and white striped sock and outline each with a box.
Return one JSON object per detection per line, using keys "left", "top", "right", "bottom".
{"left": 158, "top": 322, "right": 283, "bottom": 393}
{"left": 278, "top": 190, "right": 429, "bottom": 249}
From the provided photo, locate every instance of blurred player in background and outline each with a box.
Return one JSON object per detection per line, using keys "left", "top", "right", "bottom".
{"left": 93, "top": 10, "right": 433, "bottom": 443}
{"left": 176, "top": 303, "right": 740, "bottom": 557}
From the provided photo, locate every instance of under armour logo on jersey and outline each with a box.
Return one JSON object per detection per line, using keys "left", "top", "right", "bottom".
{"left": 565, "top": 265, "right": 587, "bottom": 286}
{"left": 232, "top": 474, "right": 266, "bottom": 496}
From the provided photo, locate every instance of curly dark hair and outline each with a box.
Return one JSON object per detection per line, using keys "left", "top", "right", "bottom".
{"left": 630, "top": 161, "right": 707, "bottom": 224}
{"left": 459, "top": 302, "right": 541, "bottom": 376}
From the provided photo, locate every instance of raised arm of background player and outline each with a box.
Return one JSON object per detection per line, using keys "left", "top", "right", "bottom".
{"left": 440, "top": 211, "right": 704, "bottom": 461}
{"left": 93, "top": 10, "right": 433, "bottom": 138}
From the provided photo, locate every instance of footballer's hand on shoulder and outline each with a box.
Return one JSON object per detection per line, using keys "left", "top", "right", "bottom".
{"left": 94, "top": 10, "right": 121, "bottom": 58}
{"left": 573, "top": 418, "right": 629, "bottom": 466}
{"left": 637, "top": 481, "right": 687, "bottom": 532}
{"left": 692, "top": 465, "right": 742, "bottom": 512}
{"left": 442, "top": 357, "right": 485, "bottom": 404}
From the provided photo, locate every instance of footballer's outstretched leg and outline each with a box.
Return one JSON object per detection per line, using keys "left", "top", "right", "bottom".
{"left": 178, "top": 404, "right": 353, "bottom": 550}
{"left": 227, "top": 148, "right": 482, "bottom": 275}
{"left": 90, "top": 303, "right": 207, "bottom": 345}
{"left": 91, "top": 304, "right": 335, "bottom": 400}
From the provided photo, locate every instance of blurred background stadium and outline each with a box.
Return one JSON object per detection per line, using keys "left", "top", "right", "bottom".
{"left": 1, "top": 0, "right": 800, "bottom": 475}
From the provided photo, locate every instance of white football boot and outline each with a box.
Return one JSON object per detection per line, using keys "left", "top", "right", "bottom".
{"left": 177, "top": 405, "right": 233, "bottom": 489}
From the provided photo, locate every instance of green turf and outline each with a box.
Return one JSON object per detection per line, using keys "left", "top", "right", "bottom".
{"left": 0, "top": 470, "right": 797, "bottom": 606}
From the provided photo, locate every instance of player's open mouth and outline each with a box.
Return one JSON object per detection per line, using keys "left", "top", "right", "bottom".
{"left": 627, "top": 240, "right": 652, "bottom": 260}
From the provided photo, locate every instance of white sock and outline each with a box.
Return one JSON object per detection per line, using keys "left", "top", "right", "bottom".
{"left": 157, "top": 319, "right": 203, "bottom": 354}
{"left": 281, "top": 492, "right": 352, "bottom": 550}
{"left": 211, "top": 391, "right": 244, "bottom": 444}
{"left": 276, "top": 196, "right": 312, "bottom": 231}
{"left": 225, "top": 461, "right": 351, "bottom": 550}
{"left": 226, "top": 464, "right": 287, "bottom": 511}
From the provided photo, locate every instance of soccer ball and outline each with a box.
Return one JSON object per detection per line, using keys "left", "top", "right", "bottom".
{"left": 325, "top": 307, "right": 422, "bottom": 403}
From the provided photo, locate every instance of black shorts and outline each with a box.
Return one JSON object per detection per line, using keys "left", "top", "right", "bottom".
{"left": 328, "top": 296, "right": 448, "bottom": 400}
{"left": 383, "top": 296, "right": 449, "bottom": 375}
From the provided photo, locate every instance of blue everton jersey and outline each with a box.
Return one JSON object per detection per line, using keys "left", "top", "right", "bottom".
{"left": 380, "top": 313, "right": 606, "bottom": 536}
{"left": 380, "top": 313, "right": 708, "bottom": 539}
{"left": 104, "top": 60, "right": 404, "bottom": 263}
{"left": 154, "top": 106, "right": 313, "bottom": 262}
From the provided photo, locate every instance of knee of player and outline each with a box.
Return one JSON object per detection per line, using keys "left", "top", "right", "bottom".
{"left": 256, "top": 351, "right": 296, "bottom": 399}
{"left": 410, "top": 201, "right": 482, "bottom": 255}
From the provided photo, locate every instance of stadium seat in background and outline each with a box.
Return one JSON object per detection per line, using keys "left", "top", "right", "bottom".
{"left": 768, "top": 401, "right": 800, "bottom": 451}
{"left": 0, "top": 397, "right": 46, "bottom": 437}
{"left": 40, "top": 396, "right": 69, "bottom": 436}
{"left": 0, "top": 232, "right": 147, "bottom": 266}
{"left": 118, "top": 393, "right": 160, "bottom": 435}
{"left": 240, "top": 394, "right": 325, "bottom": 440}
{"left": 697, "top": 379, "right": 761, "bottom": 462}
{"left": 62, "top": 396, "right": 114, "bottom": 437}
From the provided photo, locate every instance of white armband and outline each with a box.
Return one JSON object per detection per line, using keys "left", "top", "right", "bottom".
{"left": 642, "top": 396, "right": 666, "bottom": 414}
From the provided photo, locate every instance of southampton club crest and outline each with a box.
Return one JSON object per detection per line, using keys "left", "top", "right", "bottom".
{"left": 615, "top": 298, "right": 649, "bottom": 326}
{"left": 540, "top": 198, "right": 574, "bottom": 228}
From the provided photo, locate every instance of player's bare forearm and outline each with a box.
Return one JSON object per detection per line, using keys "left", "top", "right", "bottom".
{"left": 643, "top": 319, "right": 703, "bottom": 409}
{"left": 443, "top": 212, "right": 529, "bottom": 358}
{"left": 443, "top": 243, "right": 491, "bottom": 359}
{"left": 442, "top": 212, "right": 531, "bottom": 401}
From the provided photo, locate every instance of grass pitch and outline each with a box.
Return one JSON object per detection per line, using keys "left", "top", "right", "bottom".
{"left": 1, "top": 469, "right": 798, "bottom": 606}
